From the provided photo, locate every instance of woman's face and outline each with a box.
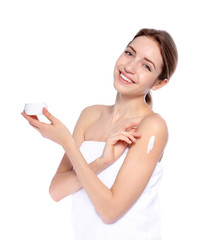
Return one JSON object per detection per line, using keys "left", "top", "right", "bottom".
{"left": 113, "top": 36, "right": 164, "bottom": 97}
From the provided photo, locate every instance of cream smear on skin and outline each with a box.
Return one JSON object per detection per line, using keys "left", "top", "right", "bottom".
{"left": 147, "top": 136, "right": 155, "bottom": 154}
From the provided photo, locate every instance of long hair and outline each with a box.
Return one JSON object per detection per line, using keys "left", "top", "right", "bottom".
{"left": 129, "top": 28, "right": 178, "bottom": 108}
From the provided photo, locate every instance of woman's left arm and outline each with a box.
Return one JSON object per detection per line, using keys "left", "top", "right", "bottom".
{"left": 64, "top": 114, "right": 168, "bottom": 224}
{"left": 22, "top": 109, "right": 168, "bottom": 224}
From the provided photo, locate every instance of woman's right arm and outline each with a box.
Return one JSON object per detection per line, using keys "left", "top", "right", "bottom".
{"left": 49, "top": 106, "right": 105, "bottom": 202}
{"left": 49, "top": 154, "right": 104, "bottom": 202}
{"left": 49, "top": 106, "right": 140, "bottom": 202}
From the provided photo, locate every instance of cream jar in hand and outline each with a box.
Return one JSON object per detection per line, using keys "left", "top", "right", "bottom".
{"left": 24, "top": 103, "right": 48, "bottom": 115}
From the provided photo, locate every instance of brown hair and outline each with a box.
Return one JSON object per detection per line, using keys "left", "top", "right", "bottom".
{"left": 130, "top": 28, "right": 178, "bottom": 108}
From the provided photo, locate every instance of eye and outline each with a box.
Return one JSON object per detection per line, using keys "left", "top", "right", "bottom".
{"left": 125, "top": 50, "right": 133, "bottom": 56}
{"left": 144, "top": 64, "right": 151, "bottom": 71}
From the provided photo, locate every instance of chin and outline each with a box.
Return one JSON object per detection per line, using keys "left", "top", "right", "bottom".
{"left": 113, "top": 80, "right": 132, "bottom": 96}
{"left": 113, "top": 79, "right": 122, "bottom": 92}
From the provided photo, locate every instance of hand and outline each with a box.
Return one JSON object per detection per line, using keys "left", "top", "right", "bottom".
{"left": 21, "top": 108, "right": 71, "bottom": 147}
{"left": 100, "top": 121, "right": 141, "bottom": 168}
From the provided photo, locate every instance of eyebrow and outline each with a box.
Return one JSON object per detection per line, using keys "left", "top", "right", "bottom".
{"left": 128, "top": 45, "right": 156, "bottom": 70}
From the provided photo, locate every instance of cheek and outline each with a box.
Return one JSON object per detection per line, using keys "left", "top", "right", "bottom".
{"left": 138, "top": 68, "right": 157, "bottom": 82}
{"left": 137, "top": 72, "right": 157, "bottom": 90}
{"left": 113, "top": 64, "right": 119, "bottom": 79}
{"left": 145, "top": 76, "right": 157, "bottom": 88}
{"left": 114, "top": 54, "right": 125, "bottom": 67}
{"left": 113, "top": 59, "right": 119, "bottom": 73}
{"left": 113, "top": 58, "right": 123, "bottom": 76}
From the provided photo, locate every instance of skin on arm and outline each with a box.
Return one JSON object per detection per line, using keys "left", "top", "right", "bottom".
{"left": 48, "top": 106, "right": 137, "bottom": 201}
{"left": 107, "top": 115, "right": 168, "bottom": 222}
{"left": 22, "top": 107, "right": 139, "bottom": 202}
{"left": 21, "top": 107, "right": 166, "bottom": 224}
{"left": 49, "top": 106, "right": 102, "bottom": 201}
{"left": 63, "top": 114, "right": 168, "bottom": 223}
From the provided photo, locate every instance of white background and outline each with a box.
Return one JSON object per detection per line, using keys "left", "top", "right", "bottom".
{"left": 1, "top": 0, "right": 206, "bottom": 239}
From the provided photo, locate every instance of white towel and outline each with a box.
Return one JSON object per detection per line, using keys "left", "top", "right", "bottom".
{"left": 71, "top": 141, "right": 163, "bottom": 240}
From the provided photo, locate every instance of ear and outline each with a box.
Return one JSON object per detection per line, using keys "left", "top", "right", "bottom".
{"left": 152, "top": 78, "right": 169, "bottom": 90}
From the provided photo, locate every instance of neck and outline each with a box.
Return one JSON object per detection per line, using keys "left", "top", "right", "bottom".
{"left": 111, "top": 93, "right": 152, "bottom": 122}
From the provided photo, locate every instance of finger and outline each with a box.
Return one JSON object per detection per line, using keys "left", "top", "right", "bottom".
{"left": 126, "top": 126, "right": 141, "bottom": 137}
{"left": 42, "top": 108, "right": 57, "bottom": 123}
{"left": 21, "top": 112, "right": 35, "bottom": 122}
{"left": 124, "top": 122, "right": 139, "bottom": 131}
{"left": 21, "top": 112, "right": 43, "bottom": 128}
{"left": 112, "top": 132, "right": 135, "bottom": 145}
{"left": 30, "top": 115, "right": 39, "bottom": 121}
{"left": 118, "top": 135, "right": 133, "bottom": 145}
{"left": 30, "top": 123, "right": 40, "bottom": 131}
{"left": 120, "top": 131, "right": 138, "bottom": 142}
{"left": 130, "top": 131, "right": 142, "bottom": 138}
{"left": 110, "top": 134, "right": 131, "bottom": 145}
{"left": 109, "top": 133, "right": 130, "bottom": 145}
{"left": 127, "top": 128, "right": 136, "bottom": 133}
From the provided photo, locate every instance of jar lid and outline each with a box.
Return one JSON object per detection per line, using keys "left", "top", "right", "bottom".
{"left": 24, "top": 103, "right": 48, "bottom": 115}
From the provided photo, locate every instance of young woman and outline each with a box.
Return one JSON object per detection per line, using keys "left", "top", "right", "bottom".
{"left": 22, "top": 28, "right": 178, "bottom": 239}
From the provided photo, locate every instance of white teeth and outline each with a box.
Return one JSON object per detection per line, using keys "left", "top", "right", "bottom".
{"left": 120, "top": 73, "right": 133, "bottom": 83}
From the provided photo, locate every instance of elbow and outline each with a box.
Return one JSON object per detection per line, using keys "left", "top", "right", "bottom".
{"left": 99, "top": 209, "right": 120, "bottom": 224}
{"left": 101, "top": 217, "right": 116, "bottom": 225}
{"left": 49, "top": 185, "right": 61, "bottom": 202}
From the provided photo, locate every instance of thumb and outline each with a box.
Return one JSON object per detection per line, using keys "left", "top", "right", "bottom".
{"left": 42, "top": 108, "right": 56, "bottom": 123}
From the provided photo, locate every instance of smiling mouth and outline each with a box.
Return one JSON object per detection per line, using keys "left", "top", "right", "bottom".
{"left": 119, "top": 72, "right": 135, "bottom": 84}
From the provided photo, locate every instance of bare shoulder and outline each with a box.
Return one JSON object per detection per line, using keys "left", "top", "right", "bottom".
{"left": 129, "top": 113, "right": 169, "bottom": 157}
{"left": 81, "top": 104, "right": 107, "bottom": 116}
{"left": 80, "top": 104, "right": 110, "bottom": 123}
{"left": 73, "top": 105, "right": 110, "bottom": 145}
{"left": 139, "top": 113, "right": 168, "bottom": 137}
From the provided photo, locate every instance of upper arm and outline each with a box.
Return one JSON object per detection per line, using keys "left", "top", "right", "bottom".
{"left": 72, "top": 107, "right": 89, "bottom": 147}
{"left": 55, "top": 105, "right": 101, "bottom": 174}
{"left": 73, "top": 105, "right": 102, "bottom": 147}
{"left": 55, "top": 107, "right": 90, "bottom": 174}
{"left": 110, "top": 115, "right": 168, "bottom": 221}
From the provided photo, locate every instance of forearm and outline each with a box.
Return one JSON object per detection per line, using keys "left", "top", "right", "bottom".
{"left": 49, "top": 155, "right": 106, "bottom": 202}
{"left": 49, "top": 170, "right": 79, "bottom": 201}
{"left": 63, "top": 137, "right": 114, "bottom": 222}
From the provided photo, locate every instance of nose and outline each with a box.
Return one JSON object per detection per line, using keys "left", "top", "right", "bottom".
{"left": 124, "top": 59, "right": 136, "bottom": 74}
